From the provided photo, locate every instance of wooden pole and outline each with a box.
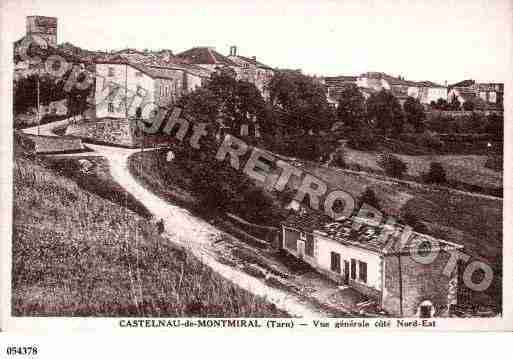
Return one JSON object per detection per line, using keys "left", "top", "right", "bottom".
{"left": 36, "top": 71, "right": 40, "bottom": 136}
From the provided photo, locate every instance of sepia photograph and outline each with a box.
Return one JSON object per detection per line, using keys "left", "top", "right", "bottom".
{"left": 0, "top": 0, "right": 511, "bottom": 334}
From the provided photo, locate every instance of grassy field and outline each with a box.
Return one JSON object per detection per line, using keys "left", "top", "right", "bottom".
{"left": 343, "top": 148, "right": 502, "bottom": 191}
{"left": 12, "top": 135, "right": 286, "bottom": 317}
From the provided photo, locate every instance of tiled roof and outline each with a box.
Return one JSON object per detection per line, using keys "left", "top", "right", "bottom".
{"left": 361, "top": 72, "right": 417, "bottom": 87}
{"left": 449, "top": 79, "right": 475, "bottom": 88}
{"left": 324, "top": 75, "right": 358, "bottom": 83}
{"left": 416, "top": 80, "right": 445, "bottom": 88}
{"left": 176, "top": 47, "right": 238, "bottom": 67}
{"left": 231, "top": 55, "right": 273, "bottom": 70}
{"left": 451, "top": 87, "right": 478, "bottom": 102}
{"left": 93, "top": 52, "right": 209, "bottom": 79}
{"left": 282, "top": 210, "right": 462, "bottom": 255}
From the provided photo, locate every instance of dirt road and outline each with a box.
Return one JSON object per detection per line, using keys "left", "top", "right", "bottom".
{"left": 85, "top": 144, "right": 327, "bottom": 317}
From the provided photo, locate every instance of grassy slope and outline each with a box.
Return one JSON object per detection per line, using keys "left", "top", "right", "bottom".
{"left": 12, "top": 138, "right": 286, "bottom": 317}
{"left": 129, "top": 145, "right": 502, "bottom": 310}
{"left": 344, "top": 148, "right": 502, "bottom": 190}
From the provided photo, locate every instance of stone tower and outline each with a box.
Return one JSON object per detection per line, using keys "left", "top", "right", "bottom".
{"left": 26, "top": 16, "right": 57, "bottom": 47}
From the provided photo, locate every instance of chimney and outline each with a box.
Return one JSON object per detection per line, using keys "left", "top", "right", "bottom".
{"left": 251, "top": 55, "right": 256, "bottom": 61}
{"left": 229, "top": 45, "right": 237, "bottom": 56}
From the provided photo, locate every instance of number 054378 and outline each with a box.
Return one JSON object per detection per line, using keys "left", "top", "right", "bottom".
{"left": 6, "top": 347, "right": 38, "bottom": 356}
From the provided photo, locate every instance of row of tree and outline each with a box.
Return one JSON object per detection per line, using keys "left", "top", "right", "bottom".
{"left": 178, "top": 68, "right": 335, "bottom": 140}
{"left": 179, "top": 70, "right": 430, "bottom": 145}
{"left": 336, "top": 84, "right": 427, "bottom": 135}
{"left": 429, "top": 97, "right": 478, "bottom": 111}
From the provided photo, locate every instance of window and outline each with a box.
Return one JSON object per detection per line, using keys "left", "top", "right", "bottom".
{"left": 305, "top": 233, "right": 314, "bottom": 257}
{"left": 108, "top": 67, "right": 115, "bottom": 77}
{"left": 108, "top": 102, "right": 115, "bottom": 113}
{"left": 358, "top": 261, "right": 367, "bottom": 283}
{"left": 350, "top": 259, "right": 356, "bottom": 280}
{"left": 330, "top": 252, "right": 341, "bottom": 273}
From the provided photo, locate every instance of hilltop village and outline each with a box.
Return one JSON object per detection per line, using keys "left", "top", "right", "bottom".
{"left": 13, "top": 16, "right": 503, "bottom": 318}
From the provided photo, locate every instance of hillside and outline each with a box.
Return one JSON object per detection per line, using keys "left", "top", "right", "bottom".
{"left": 128, "top": 143, "right": 502, "bottom": 312}
{"left": 12, "top": 135, "right": 285, "bottom": 317}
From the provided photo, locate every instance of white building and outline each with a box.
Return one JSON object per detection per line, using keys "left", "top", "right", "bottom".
{"left": 281, "top": 211, "right": 464, "bottom": 317}
{"left": 93, "top": 54, "right": 207, "bottom": 120}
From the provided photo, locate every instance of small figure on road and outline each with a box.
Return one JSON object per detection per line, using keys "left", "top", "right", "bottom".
{"left": 156, "top": 218, "right": 165, "bottom": 234}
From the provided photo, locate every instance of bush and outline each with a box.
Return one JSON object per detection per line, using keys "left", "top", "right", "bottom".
{"left": 417, "top": 131, "right": 443, "bottom": 150}
{"left": 401, "top": 212, "right": 428, "bottom": 234}
{"left": 422, "top": 162, "right": 447, "bottom": 184}
{"left": 358, "top": 187, "right": 380, "bottom": 210}
{"left": 331, "top": 148, "right": 346, "bottom": 168}
{"left": 377, "top": 153, "right": 408, "bottom": 178}
{"left": 484, "top": 156, "right": 503, "bottom": 172}
{"left": 462, "top": 101, "right": 475, "bottom": 111}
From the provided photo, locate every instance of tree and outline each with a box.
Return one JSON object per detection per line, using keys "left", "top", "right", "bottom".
{"left": 422, "top": 162, "right": 446, "bottom": 184}
{"left": 177, "top": 72, "right": 266, "bottom": 138}
{"left": 377, "top": 152, "right": 408, "bottom": 178}
{"left": 358, "top": 187, "right": 380, "bottom": 210}
{"left": 433, "top": 98, "right": 449, "bottom": 110}
{"left": 403, "top": 96, "right": 426, "bottom": 132}
{"left": 462, "top": 100, "right": 475, "bottom": 111}
{"left": 449, "top": 96, "right": 461, "bottom": 111}
{"left": 483, "top": 113, "right": 503, "bottom": 140}
{"left": 330, "top": 147, "right": 346, "bottom": 168}
{"left": 268, "top": 70, "right": 333, "bottom": 134}
{"left": 337, "top": 84, "right": 367, "bottom": 130}
{"left": 366, "top": 90, "right": 404, "bottom": 136}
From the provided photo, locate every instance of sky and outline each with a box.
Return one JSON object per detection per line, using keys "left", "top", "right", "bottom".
{"left": 1, "top": 0, "right": 512, "bottom": 84}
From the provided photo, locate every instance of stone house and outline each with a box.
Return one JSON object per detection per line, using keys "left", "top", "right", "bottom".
{"left": 281, "top": 211, "right": 463, "bottom": 317}
{"left": 448, "top": 80, "right": 504, "bottom": 111}
{"left": 227, "top": 45, "right": 275, "bottom": 99}
{"left": 411, "top": 81, "right": 448, "bottom": 104}
{"left": 176, "top": 46, "right": 239, "bottom": 74}
{"left": 92, "top": 52, "right": 208, "bottom": 119}
{"left": 177, "top": 46, "right": 275, "bottom": 99}
{"left": 65, "top": 52, "right": 208, "bottom": 147}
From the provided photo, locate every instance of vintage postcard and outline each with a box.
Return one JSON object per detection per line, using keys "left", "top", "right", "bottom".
{"left": 0, "top": 0, "right": 512, "bottom": 334}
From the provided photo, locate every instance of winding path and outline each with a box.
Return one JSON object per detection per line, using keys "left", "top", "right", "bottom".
{"left": 87, "top": 144, "right": 326, "bottom": 317}
{"left": 21, "top": 120, "right": 326, "bottom": 317}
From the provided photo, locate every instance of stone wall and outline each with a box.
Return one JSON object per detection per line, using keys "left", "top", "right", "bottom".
{"left": 382, "top": 250, "right": 458, "bottom": 317}
{"left": 27, "top": 135, "right": 83, "bottom": 154}
{"left": 65, "top": 117, "right": 141, "bottom": 147}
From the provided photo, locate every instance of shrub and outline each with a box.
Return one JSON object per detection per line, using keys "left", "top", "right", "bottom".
{"left": 418, "top": 131, "right": 443, "bottom": 150}
{"left": 377, "top": 153, "right": 408, "bottom": 178}
{"left": 401, "top": 212, "right": 428, "bottom": 234}
{"left": 358, "top": 187, "right": 380, "bottom": 210}
{"left": 462, "top": 101, "right": 475, "bottom": 111}
{"left": 422, "top": 162, "right": 447, "bottom": 184}
{"left": 331, "top": 148, "right": 346, "bottom": 168}
{"left": 484, "top": 156, "right": 503, "bottom": 172}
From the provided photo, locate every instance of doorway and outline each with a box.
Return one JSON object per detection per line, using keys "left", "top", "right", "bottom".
{"left": 297, "top": 240, "right": 306, "bottom": 259}
{"left": 418, "top": 300, "right": 435, "bottom": 318}
{"left": 343, "top": 260, "right": 350, "bottom": 284}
